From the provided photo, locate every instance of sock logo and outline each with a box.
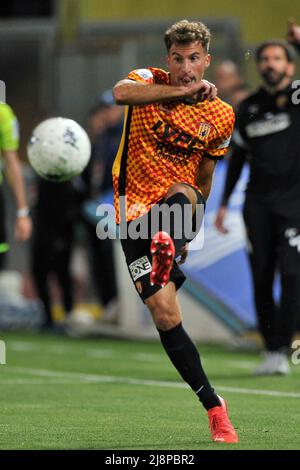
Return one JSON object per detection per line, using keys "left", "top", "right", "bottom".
{"left": 129, "top": 256, "right": 152, "bottom": 281}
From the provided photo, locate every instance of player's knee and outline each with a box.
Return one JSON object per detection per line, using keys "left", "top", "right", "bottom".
{"left": 147, "top": 296, "right": 178, "bottom": 330}
{"left": 154, "top": 312, "right": 178, "bottom": 330}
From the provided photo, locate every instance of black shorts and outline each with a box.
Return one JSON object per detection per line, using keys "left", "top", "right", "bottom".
{"left": 120, "top": 185, "right": 205, "bottom": 302}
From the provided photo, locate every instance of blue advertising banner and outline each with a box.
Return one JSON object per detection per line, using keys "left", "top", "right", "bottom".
{"left": 182, "top": 159, "right": 256, "bottom": 330}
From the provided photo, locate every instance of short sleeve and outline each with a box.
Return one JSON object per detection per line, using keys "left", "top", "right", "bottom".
{"left": 127, "top": 67, "right": 169, "bottom": 85}
{"left": 0, "top": 104, "right": 19, "bottom": 151}
{"left": 127, "top": 69, "right": 155, "bottom": 84}
{"left": 205, "top": 105, "right": 235, "bottom": 160}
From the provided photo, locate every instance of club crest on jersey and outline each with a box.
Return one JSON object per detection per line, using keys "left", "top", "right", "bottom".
{"left": 198, "top": 122, "right": 211, "bottom": 139}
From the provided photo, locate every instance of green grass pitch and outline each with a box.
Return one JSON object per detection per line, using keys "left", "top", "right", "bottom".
{"left": 0, "top": 331, "right": 299, "bottom": 450}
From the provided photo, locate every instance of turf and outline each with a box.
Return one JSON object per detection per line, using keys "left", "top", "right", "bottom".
{"left": 0, "top": 330, "right": 300, "bottom": 450}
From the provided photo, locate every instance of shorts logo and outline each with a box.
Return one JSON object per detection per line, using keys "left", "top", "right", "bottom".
{"left": 129, "top": 256, "right": 152, "bottom": 281}
{"left": 198, "top": 122, "right": 211, "bottom": 139}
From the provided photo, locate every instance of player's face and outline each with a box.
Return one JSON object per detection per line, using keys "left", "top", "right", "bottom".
{"left": 257, "top": 46, "right": 295, "bottom": 86}
{"left": 167, "top": 41, "right": 211, "bottom": 87}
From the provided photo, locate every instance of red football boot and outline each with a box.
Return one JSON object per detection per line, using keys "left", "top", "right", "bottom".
{"left": 150, "top": 231, "right": 175, "bottom": 287}
{"left": 208, "top": 396, "right": 239, "bottom": 443}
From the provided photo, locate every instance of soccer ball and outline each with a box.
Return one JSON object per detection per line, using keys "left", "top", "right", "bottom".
{"left": 27, "top": 117, "right": 91, "bottom": 182}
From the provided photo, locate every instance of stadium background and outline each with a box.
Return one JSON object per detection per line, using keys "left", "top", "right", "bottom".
{"left": 1, "top": 0, "right": 300, "bottom": 453}
{"left": 0, "top": 0, "right": 299, "bottom": 341}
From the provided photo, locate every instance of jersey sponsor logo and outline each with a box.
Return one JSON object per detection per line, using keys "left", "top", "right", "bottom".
{"left": 245, "top": 112, "right": 291, "bottom": 138}
{"left": 198, "top": 122, "right": 212, "bottom": 139}
{"left": 156, "top": 141, "right": 192, "bottom": 165}
{"left": 129, "top": 256, "right": 152, "bottom": 281}
{"left": 152, "top": 120, "right": 200, "bottom": 149}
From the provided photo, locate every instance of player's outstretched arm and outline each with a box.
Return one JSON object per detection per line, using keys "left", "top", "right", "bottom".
{"left": 113, "top": 79, "right": 217, "bottom": 105}
{"left": 214, "top": 145, "right": 246, "bottom": 234}
{"left": 3, "top": 150, "right": 32, "bottom": 242}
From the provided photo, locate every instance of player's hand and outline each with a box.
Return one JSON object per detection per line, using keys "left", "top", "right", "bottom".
{"left": 14, "top": 216, "right": 32, "bottom": 242}
{"left": 214, "top": 207, "right": 229, "bottom": 234}
{"left": 198, "top": 80, "right": 218, "bottom": 100}
{"left": 185, "top": 80, "right": 218, "bottom": 104}
{"left": 287, "top": 18, "right": 300, "bottom": 45}
{"left": 178, "top": 243, "right": 189, "bottom": 265}
{"left": 184, "top": 80, "right": 217, "bottom": 103}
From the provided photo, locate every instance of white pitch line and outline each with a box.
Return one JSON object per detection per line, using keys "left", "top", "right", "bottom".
{"left": 87, "top": 349, "right": 115, "bottom": 358}
{"left": 215, "top": 386, "right": 300, "bottom": 398}
{"left": 0, "top": 379, "right": 83, "bottom": 385}
{"left": 134, "top": 352, "right": 165, "bottom": 362}
{"left": 8, "top": 342, "right": 36, "bottom": 351}
{"left": 7, "top": 341, "right": 164, "bottom": 363}
{"left": 226, "top": 360, "right": 257, "bottom": 369}
{"left": 5, "top": 366, "right": 300, "bottom": 398}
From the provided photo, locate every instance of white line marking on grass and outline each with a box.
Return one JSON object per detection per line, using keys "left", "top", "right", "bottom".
{"left": 6, "top": 366, "right": 300, "bottom": 398}
{"left": 86, "top": 350, "right": 165, "bottom": 362}
{"left": 8, "top": 342, "right": 35, "bottom": 351}
{"left": 226, "top": 360, "right": 257, "bottom": 369}
{"left": 6, "top": 342, "right": 197, "bottom": 366}
{"left": 0, "top": 379, "right": 83, "bottom": 385}
{"left": 215, "top": 385, "right": 300, "bottom": 398}
{"left": 134, "top": 353, "right": 165, "bottom": 362}
{"left": 45, "top": 346, "right": 73, "bottom": 354}
{"left": 87, "top": 349, "right": 115, "bottom": 358}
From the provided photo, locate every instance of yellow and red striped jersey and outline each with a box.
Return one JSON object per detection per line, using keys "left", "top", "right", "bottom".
{"left": 113, "top": 67, "right": 235, "bottom": 223}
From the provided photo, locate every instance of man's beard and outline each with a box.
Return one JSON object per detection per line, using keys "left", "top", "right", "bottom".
{"left": 262, "top": 69, "right": 287, "bottom": 86}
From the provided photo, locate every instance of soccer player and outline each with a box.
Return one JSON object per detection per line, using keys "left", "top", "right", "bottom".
{"left": 215, "top": 32, "right": 300, "bottom": 375}
{"left": 0, "top": 102, "right": 31, "bottom": 269}
{"left": 112, "top": 20, "right": 238, "bottom": 443}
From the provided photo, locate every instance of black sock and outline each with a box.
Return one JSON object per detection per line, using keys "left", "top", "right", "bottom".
{"left": 158, "top": 323, "right": 220, "bottom": 410}
{"left": 160, "top": 192, "right": 193, "bottom": 256}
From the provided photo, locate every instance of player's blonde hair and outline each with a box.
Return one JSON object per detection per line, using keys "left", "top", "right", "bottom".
{"left": 164, "top": 19, "right": 211, "bottom": 53}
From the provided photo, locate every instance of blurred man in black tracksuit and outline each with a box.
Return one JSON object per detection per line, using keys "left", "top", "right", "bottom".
{"left": 83, "top": 93, "right": 123, "bottom": 321}
{"left": 215, "top": 24, "right": 300, "bottom": 375}
{"left": 31, "top": 177, "right": 80, "bottom": 330}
